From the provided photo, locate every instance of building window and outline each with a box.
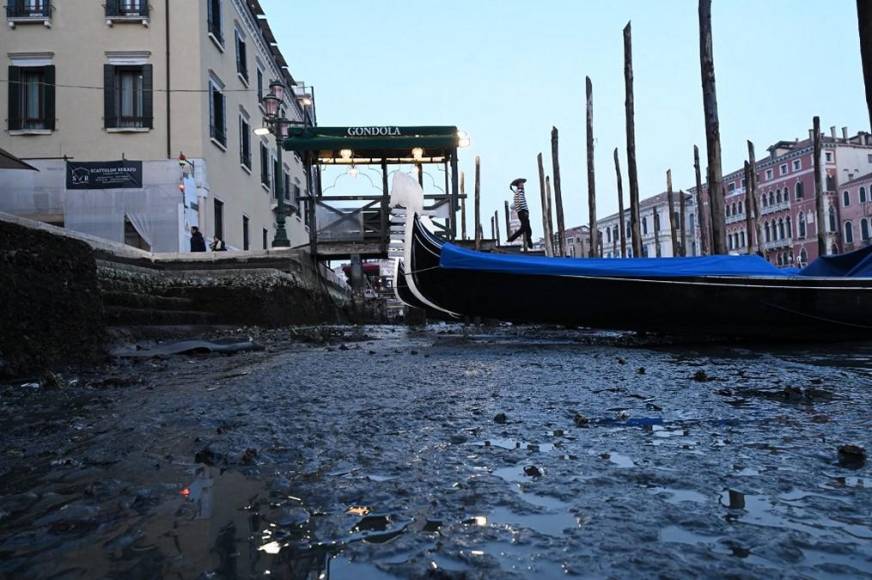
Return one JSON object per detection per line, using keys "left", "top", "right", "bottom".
{"left": 862, "top": 218, "right": 870, "bottom": 241}
{"left": 768, "top": 191, "right": 775, "bottom": 206}
{"left": 845, "top": 221, "right": 854, "bottom": 244}
{"left": 260, "top": 142, "right": 271, "bottom": 188}
{"left": 209, "top": 81, "right": 226, "bottom": 146}
{"left": 844, "top": 190, "right": 851, "bottom": 207}
{"left": 740, "top": 231, "right": 745, "bottom": 248}
{"left": 778, "top": 219, "right": 785, "bottom": 240}
{"left": 728, "top": 182, "right": 735, "bottom": 192}
{"left": 235, "top": 29, "right": 248, "bottom": 83}
{"left": 765, "top": 169, "right": 773, "bottom": 180}
{"left": 7, "top": 65, "right": 55, "bottom": 131}
{"left": 239, "top": 114, "right": 251, "bottom": 169}
{"left": 7, "top": 0, "right": 51, "bottom": 17}
{"left": 207, "top": 0, "right": 223, "bottom": 46}
{"left": 829, "top": 206, "right": 837, "bottom": 233}
{"left": 776, "top": 189, "right": 782, "bottom": 204}
{"left": 826, "top": 174, "right": 836, "bottom": 191}
{"left": 106, "top": 0, "right": 149, "bottom": 17}
{"left": 214, "top": 198, "right": 224, "bottom": 241}
{"left": 243, "top": 215, "right": 250, "bottom": 250}
{"left": 283, "top": 171, "right": 291, "bottom": 202}
{"left": 795, "top": 181, "right": 804, "bottom": 199}
{"left": 798, "top": 212, "right": 806, "bottom": 238}
{"left": 861, "top": 186, "right": 867, "bottom": 203}
{"left": 825, "top": 151, "right": 833, "bottom": 162}
{"left": 257, "top": 68, "right": 264, "bottom": 103}
{"left": 104, "top": 64, "right": 153, "bottom": 129}
{"left": 765, "top": 222, "right": 771, "bottom": 242}
{"left": 792, "top": 159, "right": 801, "bottom": 171}
{"left": 642, "top": 216, "right": 648, "bottom": 235}
{"left": 262, "top": 228, "right": 268, "bottom": 249}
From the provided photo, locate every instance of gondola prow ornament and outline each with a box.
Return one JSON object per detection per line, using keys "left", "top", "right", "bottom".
{"left": 506, "top": 177, "right": 533, "bottom": 249}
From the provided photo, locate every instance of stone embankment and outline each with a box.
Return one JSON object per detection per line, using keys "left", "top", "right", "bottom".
{"left": 0, "top": 213, "right": 351, "bottom": 376}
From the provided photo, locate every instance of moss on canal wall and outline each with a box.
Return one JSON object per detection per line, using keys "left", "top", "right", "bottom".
{"left": 0, "top": 219, "right": 106, "bottom": 376}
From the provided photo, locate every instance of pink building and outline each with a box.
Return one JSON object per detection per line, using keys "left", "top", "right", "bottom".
{"left": 838, "top": 172, "right": 872, "bottom": 251}
{"left": 692, "top": 129, "right": 872, "bottom": 268}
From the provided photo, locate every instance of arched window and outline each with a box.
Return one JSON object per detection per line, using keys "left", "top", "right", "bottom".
{"left": 642, "top": 216, "right": 648, "bottom": 235}
{"left": 769, "top": 191, "right": 775, "bottom": 205}
{"left": 800, "top": 248, "right": 808, "bottom": 265}
{"left": 829, "top": 206, "right": 837, "bottom": 233}
{"left": 844, "top": 190, "right": 851, "bottom": 207}
{"left": 607, "top": 228, "right": 612, "bottom": 243}
{"left": 798, "top": 212, "right": 806, "bottom": 238}
{"left": 861, "top": 187, "right": 867, "bottom": 203}
{"left": 845, "top": 221, "right": 855, "bottom": 244}
{"left": 862, "top": 218, "right": 870, "bottom": 241}
{"left": 831, "top": 243, "right": 839, "bottom": 256}
{"left": 740, "top": 231, "right": 746, "bottom": 248}
{"left": 786, "top": 216, "right": 791, "bottom": 238}
{"left": 795, "top": 181, "right": 804, "bottom": 199}
{"left": 738, "top": 201, "right": 744, "bottom": 214}
{"left": 765, "top": 222, "right": 771, "bottom": 242}
{"left": 776, "top": 189, "right": 782, "bottom": 203}
{"left": 778, "top": 218, "right": 785, "bottom": 240}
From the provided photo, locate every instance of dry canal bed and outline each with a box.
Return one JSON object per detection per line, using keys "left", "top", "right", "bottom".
{"left": 0, "top": 325, "right": 870, "bottom": 579}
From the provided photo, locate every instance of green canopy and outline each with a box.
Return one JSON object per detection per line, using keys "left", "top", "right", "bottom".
{"left": 282, "top": 125, "right": 459, "bottom": 162}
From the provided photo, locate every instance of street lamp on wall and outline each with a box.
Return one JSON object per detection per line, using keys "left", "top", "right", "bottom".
{"left": 260, "top": 79, "right": 304, "bottom": 248}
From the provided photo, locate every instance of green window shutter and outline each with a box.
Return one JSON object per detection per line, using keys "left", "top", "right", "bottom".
{"left": 8, "top": 66, "right": 21, "bottom": 131}
{"left": 142, "top": 64, "right": 153, "bottom": 128}
{"left": 44, "top": 65, "right": 55, "bottom": 131}
{"left": 104, "top": 64, "right": 116, "bottom": 128}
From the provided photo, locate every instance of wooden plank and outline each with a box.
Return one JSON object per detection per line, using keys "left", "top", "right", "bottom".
{"left": 699, "top": 0, "right": 727, "bottom": 254}
{"left": 586, "top": 76, "right": 599, "bottom": 257}
{"left": 624, "top": 22, "right": 642, "bottom": 257}
{"left": 551, "top": 126, "right": 567, "bottom": 256}
{"left": 667, "top": 169, "right": 679, "bottom": 256}
{"left": 614, "top": 147, "right": 627, "bottom": 258}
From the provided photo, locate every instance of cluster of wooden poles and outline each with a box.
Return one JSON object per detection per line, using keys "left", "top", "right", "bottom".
{"left": 454, "top": 0, "right": 834, "bottom": 260}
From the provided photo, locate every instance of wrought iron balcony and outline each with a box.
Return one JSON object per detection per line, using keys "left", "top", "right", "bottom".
{"left": 105, "top": 0, "right": 149, "bottom": 18}
{"left": 7, "top": 0, "right": 51, "bottom": 27}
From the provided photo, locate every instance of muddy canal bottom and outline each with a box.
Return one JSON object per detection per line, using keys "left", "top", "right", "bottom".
{"left": 1, "top": 326, "right": 871, "bottom": 579}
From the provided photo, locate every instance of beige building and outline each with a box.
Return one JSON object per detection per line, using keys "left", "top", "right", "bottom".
{"left": 0, "top": 0, "right": 313, "bottom": 251}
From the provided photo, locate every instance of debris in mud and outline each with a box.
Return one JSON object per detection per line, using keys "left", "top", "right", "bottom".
{"left": 692, "top": 370, "right": 713, "bottom": 382}
{"left": 637, "top": 367, "right": 646, "bottom": 375}
{"left": 423, "top": 519, "right": 442, "bottom": 533}
{"left": 742, "top": 386, "right": 835, "bottom": 404}
{"left": 726, "top": 489, "right": 745, "bottom": 509}
{"left": 241, "top": 448, "right": 258, "bottom": 465}
{"left": 573, "top": 413, "right": 589, "bottom": 428}
{"left": 838, "top": 444, "right": 866, "bottom": 468}
{"left": 523, "top": 465, "right": 543, "bottom": 478}
{"left": 353, "top": 513, "right": 391, "bottom": 532}
{"left": 39, "top": 370, "right": 63, "bottom": 390}
{"left": 346, "top": 505, "right": 370, "bottom": 516}
{"left": 118, "top": 338, "right": 262, "bottom": 358}
{"left": 493, "top": 412, "right": 508, "bottom": 424}
{"left": 194, "top": 445, "right": 221, "bottom": 466}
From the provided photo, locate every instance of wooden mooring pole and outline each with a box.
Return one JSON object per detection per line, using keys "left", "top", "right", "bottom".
{"left": 614, "top": 148, "right": 627, "bottom": 258}
{"left": 693, "top": 145, "right": 710, "bottom": 255}
{"left": 551, "top": 127, "right": 566, "bottom": 256}
{"left": 747, "top": 140, "right": 761, "bottom": 255}
{"left": 699, "top": 0, "right": 726, "bottom": 254}
{"left": 667, "top": 170, "right": 679, "bottom": 256}
{"left": 679, "top": 188, "right": 687, "bottom": 256}
{"left": 743, "top": 161, "right": 754, "bottom": 254}
{"left": 858, "top": 0, "right": 872, "bottom": 131}
{"left": 504, "top": 200, "right": 511, "bottom": 242}
{"left": 586, "top": 76, "right": 599, "bottom": 257}
{"left": 624, "top": 22, "right": 642, "bottom": 258}
{"left": 494, "top": 210, "right": 501, "bottom": 246}
{"left": 813, "top": 116, "right": 827, "bottom": 257}
{"left": 460, "top": 171, "right": 467, "bottom": 240}
{"left": 474, "top": 156, "right": 482, "bottom": 251}
{"left": 537, "top": 152, "right": 553, "bottom": 256}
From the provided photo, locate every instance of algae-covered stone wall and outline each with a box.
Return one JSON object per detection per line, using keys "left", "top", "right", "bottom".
{"left": 0, "top": 220, "right": 105, "bottom": 376}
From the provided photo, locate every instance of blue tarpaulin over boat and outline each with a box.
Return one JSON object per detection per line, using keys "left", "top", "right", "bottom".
{"left": 799, "top": 244, "right": 872, "bottom": 277}
{"left": 440, "top": 243, "right": 789, "bottom": 278}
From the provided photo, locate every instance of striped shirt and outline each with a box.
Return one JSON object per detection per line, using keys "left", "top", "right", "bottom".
{"left": 513, "top": 188, "right": 529, "bottom": 213}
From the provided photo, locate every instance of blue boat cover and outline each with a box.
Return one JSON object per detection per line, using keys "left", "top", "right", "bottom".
{"left": 440, "top": 243, "right": 788, "bottom": 278}
{"left": 798, "top": 244, "right": 872, "bottom": 277}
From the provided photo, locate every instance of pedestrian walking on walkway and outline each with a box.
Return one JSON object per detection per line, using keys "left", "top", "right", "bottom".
{"left": 506, "top": 178, "right": 533, "bottom": 249}
{"left": 190, "top": 226, "right": 206, "bottom": 252}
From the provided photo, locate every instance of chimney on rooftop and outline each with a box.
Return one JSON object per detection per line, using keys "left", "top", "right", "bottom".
{"left": 808, "top": 129, "right": 814, "bottom": 141}
{"left": 830, "top": 126, "right": 836, "bottom": 139}
{"left": 843, "top": 127, "right": 849, "bottom": 140}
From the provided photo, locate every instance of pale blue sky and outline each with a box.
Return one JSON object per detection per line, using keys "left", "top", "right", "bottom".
{"left": 262, "top": 0, "right": 867, "bottom": 235}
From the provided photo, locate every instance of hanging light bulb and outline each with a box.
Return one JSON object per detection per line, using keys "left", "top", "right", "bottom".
{"left": 339, "top": 149, "right": 353, "bottom": 161}
{"left": 411, "top": 147, "right": 424, "bottom": 161}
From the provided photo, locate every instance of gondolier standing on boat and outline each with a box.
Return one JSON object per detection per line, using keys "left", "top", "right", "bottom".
{"left": 506, "top": 178, "right": 533, "bottom": 249}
